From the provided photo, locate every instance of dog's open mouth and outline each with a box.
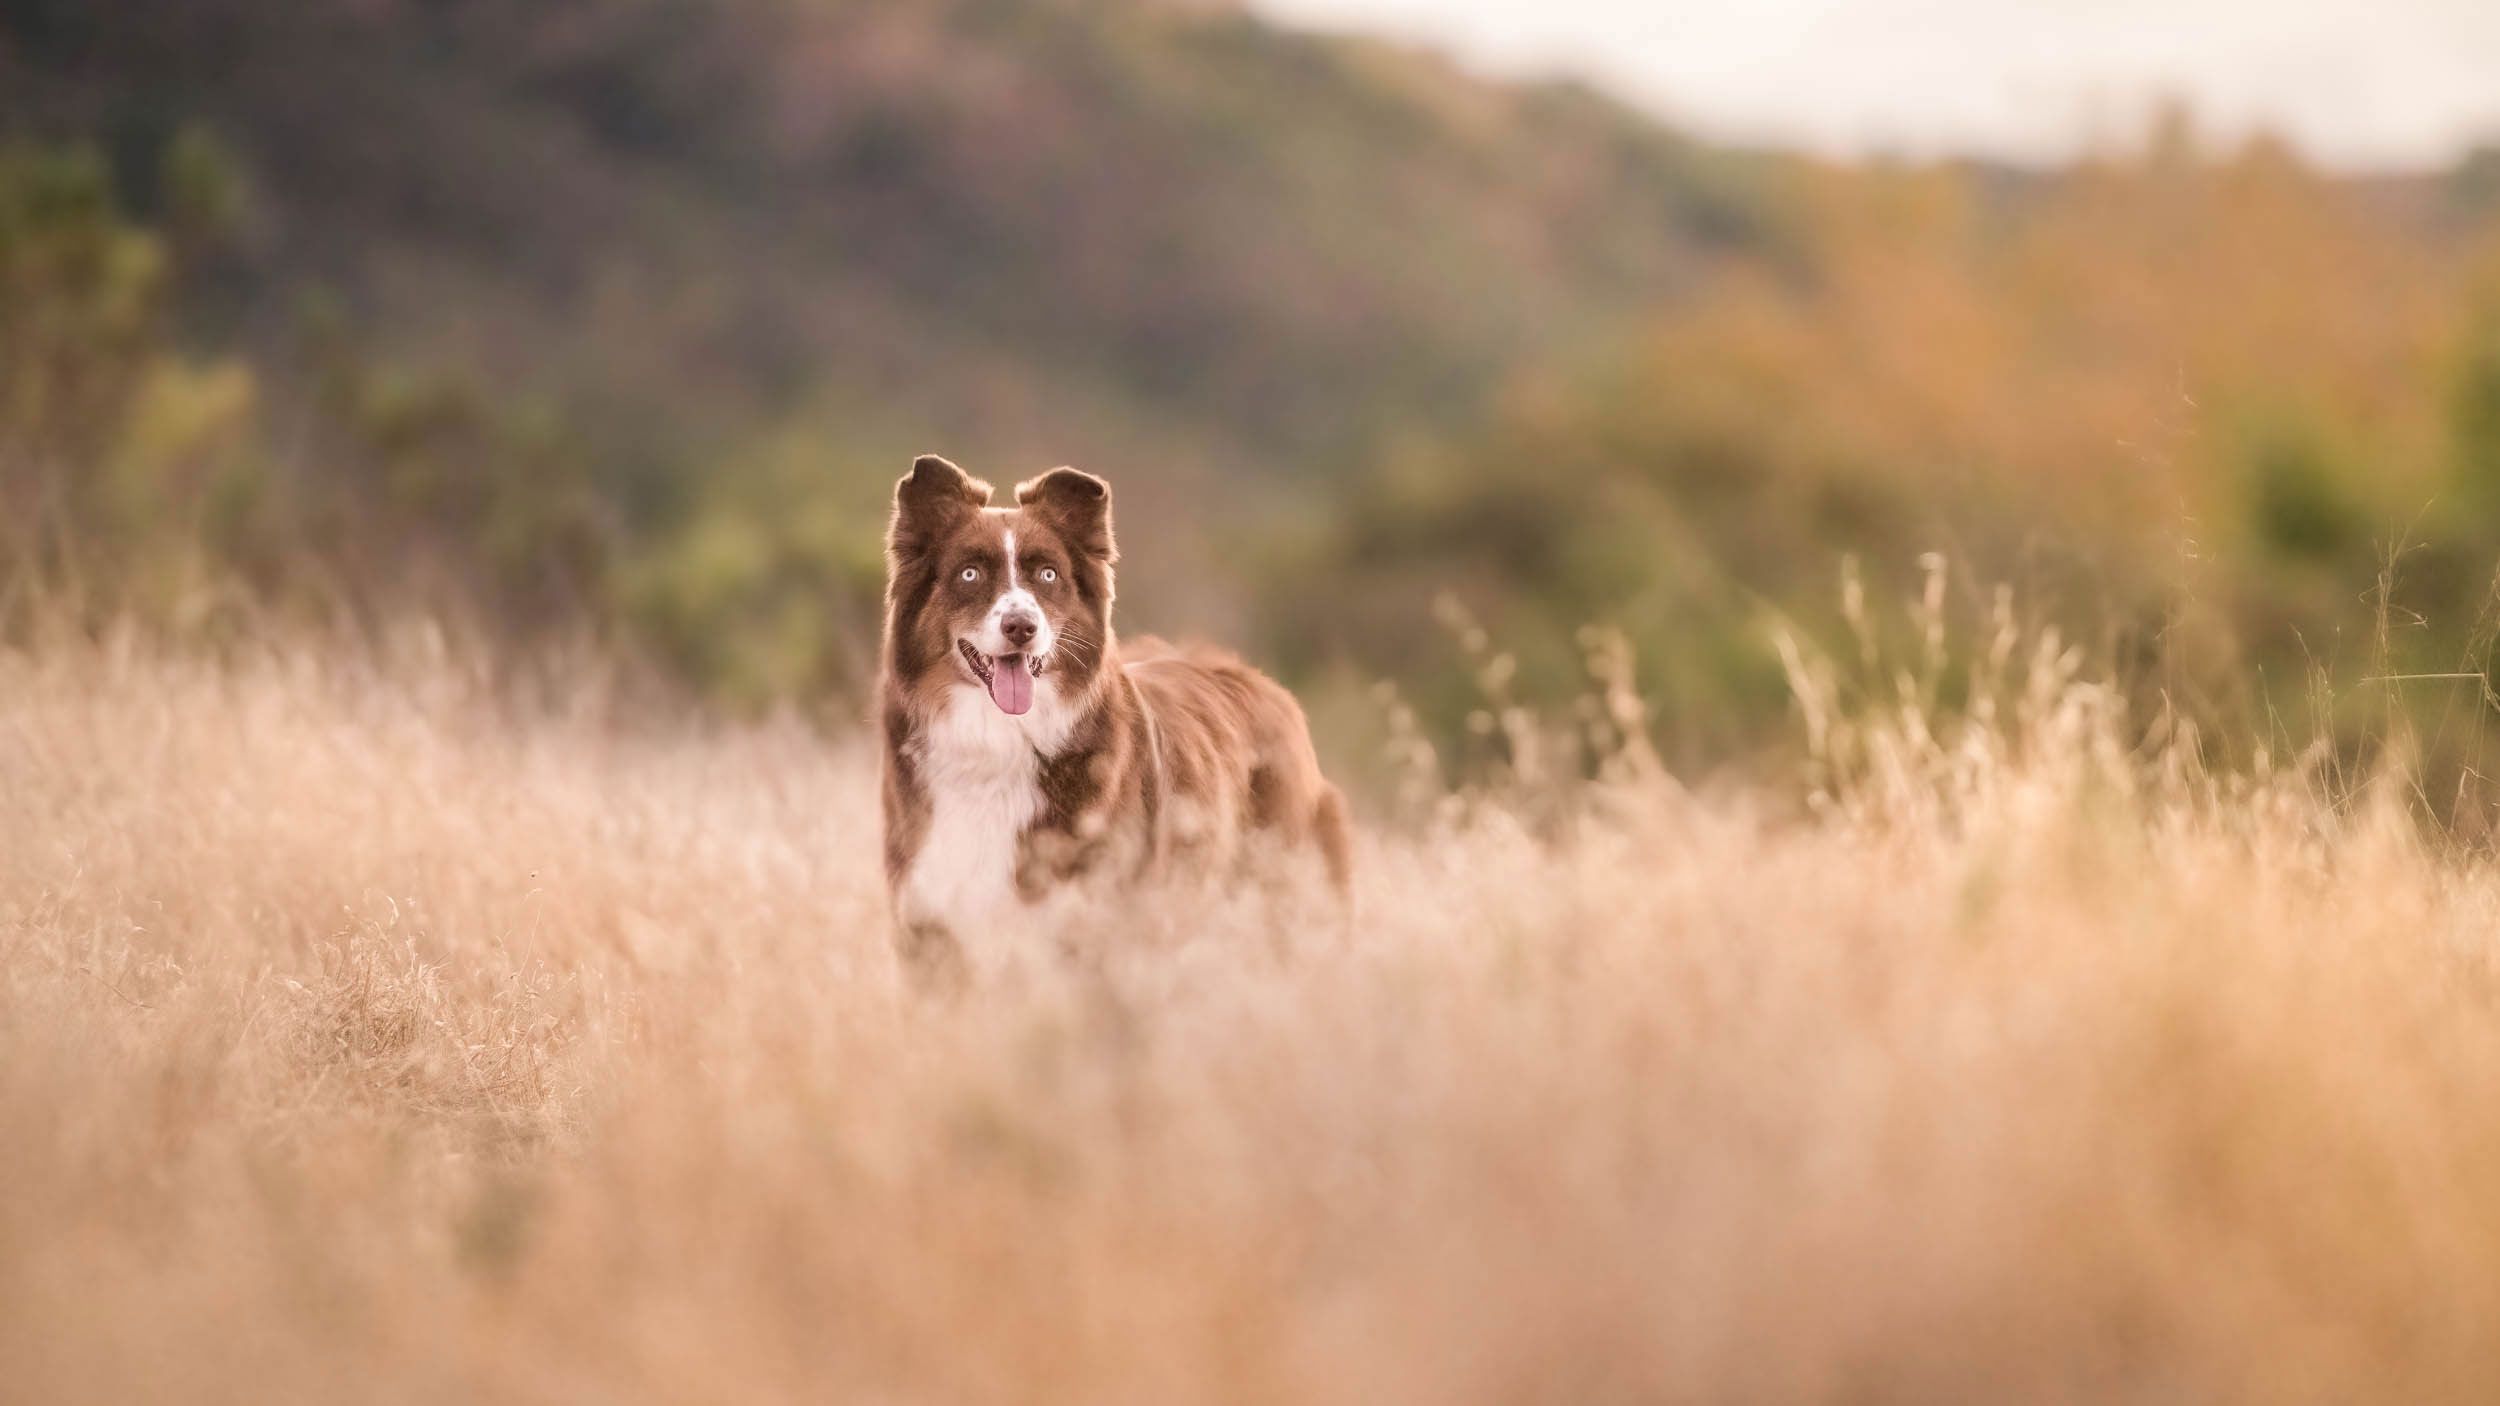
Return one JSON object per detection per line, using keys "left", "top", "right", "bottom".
{"left": 960, "top": 640, "right": 1044, "bottom": 716}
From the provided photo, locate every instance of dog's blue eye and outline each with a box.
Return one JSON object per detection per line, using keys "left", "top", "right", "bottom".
{"left": 1038, "top": 567, "right": 1057, "bottom": 583}
{"left": 959, "top": 567, "right": 979, "bottom": 583}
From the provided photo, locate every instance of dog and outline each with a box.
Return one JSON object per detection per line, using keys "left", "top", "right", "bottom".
{"left": 879, "top": 454, "right": 1349, "bottom": 983}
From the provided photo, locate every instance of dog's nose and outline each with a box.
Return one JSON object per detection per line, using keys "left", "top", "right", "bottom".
{"left": 1001, "top": 614, "right": 1038, "bottom": 649}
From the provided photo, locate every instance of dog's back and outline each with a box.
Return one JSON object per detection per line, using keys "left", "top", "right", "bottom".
{"left": 1122, "top": 637, "right": 1351, "bottom": 893}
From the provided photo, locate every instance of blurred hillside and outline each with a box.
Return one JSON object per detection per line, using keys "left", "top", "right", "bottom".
{"left": 1295, "top": 129, "right": 2500, "bottom": 787}
{"left": 8, "top": 2, "right": 2500, "bottom": 802}
{"left": 0, "top": 0, "right": 1767, "bottom": 694}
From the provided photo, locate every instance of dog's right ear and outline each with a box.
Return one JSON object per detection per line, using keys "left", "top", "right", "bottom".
{"left": 889, "top": 455, "right": 992, "bottom": 560}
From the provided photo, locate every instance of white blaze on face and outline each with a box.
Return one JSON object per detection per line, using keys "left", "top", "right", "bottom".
{"left": 970, "top": 526, "right": 1058, "bottom": 663}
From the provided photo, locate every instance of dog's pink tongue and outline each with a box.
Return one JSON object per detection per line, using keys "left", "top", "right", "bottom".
{"left": 988, "top": 655, "right": 1032, "bottom": 715}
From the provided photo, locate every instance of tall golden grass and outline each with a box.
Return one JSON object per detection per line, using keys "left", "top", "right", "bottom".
{"left": 8, "top": 613, "right": 2500, "bottom": 1403}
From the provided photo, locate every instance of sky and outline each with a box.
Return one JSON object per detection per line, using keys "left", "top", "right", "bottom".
{"left": 1253, "top": 0, "right": 2500, "bottom": 169}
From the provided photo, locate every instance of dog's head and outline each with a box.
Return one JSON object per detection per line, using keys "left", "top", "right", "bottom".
{"left": 884, "top": 455, "right": 1116, "bottom": 716}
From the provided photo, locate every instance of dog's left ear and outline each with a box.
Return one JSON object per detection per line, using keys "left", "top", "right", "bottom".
{"left": 1015, "top": 467, "right": 1116, "bottom": 563}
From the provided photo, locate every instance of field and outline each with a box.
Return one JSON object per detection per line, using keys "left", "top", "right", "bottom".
{"left": 8, "top": 623, "right": 2500, "bottom": 1404}
{"left": 10, "top": 2, "right": 2500, "bottom": 1398}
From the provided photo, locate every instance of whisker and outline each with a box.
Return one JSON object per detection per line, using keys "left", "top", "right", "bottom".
{"left": 1052, "top": 629, "right": 1102, "bottom": 666}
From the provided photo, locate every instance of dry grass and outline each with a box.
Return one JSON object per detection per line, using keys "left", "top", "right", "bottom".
{"left": 9, "top": 623, "right": 2500, "bottom": 1404}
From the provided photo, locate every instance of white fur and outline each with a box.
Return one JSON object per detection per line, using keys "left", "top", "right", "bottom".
{"left": 896, "top": 672, "right": 1083, "bottom": 969}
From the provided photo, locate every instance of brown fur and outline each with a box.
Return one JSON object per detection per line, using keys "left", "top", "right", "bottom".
{"left": 880, "top": 456, "right": 1347, "bottom": 981}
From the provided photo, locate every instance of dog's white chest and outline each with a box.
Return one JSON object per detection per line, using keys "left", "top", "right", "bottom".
{"left": 896, "top": 688, "right": 1070, "bottom": 947}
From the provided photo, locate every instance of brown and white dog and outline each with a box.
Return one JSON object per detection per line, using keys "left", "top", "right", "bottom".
{"left": 879, "top": 455, "right": 1349, "bottom": 983}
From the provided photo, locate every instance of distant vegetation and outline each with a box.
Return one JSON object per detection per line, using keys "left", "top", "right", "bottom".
{"left": 1, "top": 0, "right": 1764, "bottom": 699}
{"left": 7, "top": 2, "right": 2500, "bottom": 809}
{"left": 1298, "top": 127, "right": 2500, "bottom": 799}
